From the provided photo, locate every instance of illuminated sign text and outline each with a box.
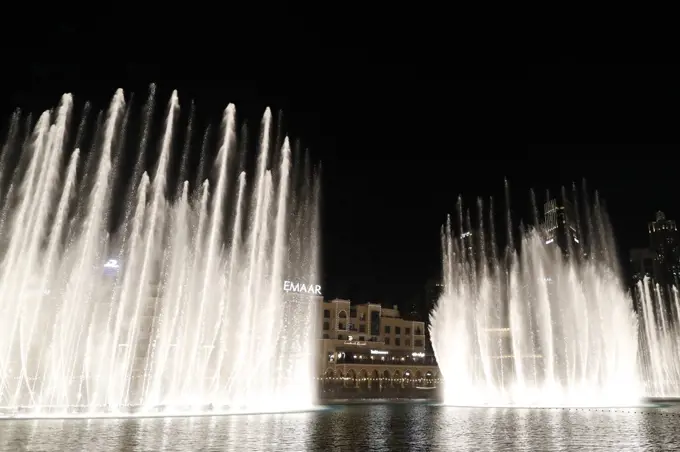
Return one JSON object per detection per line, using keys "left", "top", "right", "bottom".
{"left": 283, "top": 280, "right": 321, "bottom": 295}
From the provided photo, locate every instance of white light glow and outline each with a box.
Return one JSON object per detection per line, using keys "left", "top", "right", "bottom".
{"left": 0, "top": 89, "right": 320, "bottom": 417}
{"left": 104, "top": 259, "right": 119, "bottom": 269}
{"left": 431, "top": 192, "right": 647, "bottom": 408}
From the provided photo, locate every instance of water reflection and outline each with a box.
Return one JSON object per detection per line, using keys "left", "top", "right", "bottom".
{"left": 0, "top": 404, "right": 678, "bottom": 451}
{"left": 432, "top": 406, "right": 659, "bottom": 451}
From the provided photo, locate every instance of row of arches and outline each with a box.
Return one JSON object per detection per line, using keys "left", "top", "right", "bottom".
{"left": 321, "top": 368, "right": 439, "bottom": 390}
{"left": 328, "top": 309, "right": 424, "bottom": 336}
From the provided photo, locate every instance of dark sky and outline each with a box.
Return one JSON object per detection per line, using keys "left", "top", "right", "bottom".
{"left": 1, "top": 23, "right": 679, "bottom": 314}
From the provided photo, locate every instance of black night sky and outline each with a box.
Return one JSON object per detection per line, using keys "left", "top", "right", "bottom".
{"left": 2, "top": 26, "right": 679, "bottom": 316}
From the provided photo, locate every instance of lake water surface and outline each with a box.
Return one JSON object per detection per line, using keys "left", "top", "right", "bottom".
{"left": 1, "top": 402, "right": 679, "bottom": 451}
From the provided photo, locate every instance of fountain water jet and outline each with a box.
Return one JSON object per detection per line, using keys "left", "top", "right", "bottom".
{"left": 635, "top": 280, "right": 680, "bottom": 397}
{"left": 430, "top": 183, "right": 643, "bottom": 407}
{"left": 0, "top": 85, "right": 320, "bottom": 417}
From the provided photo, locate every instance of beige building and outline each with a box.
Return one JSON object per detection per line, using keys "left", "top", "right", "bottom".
{"left": 317, "top": 299, "right": 440, "bottom": 391}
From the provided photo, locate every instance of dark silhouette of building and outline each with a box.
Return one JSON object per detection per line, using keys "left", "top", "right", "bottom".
{"left": 543, "top": 198, "right": 581, "bottom": 258}
{"left": 643, "top": 211, "right": 680, "bottom": 324}
{"left": 629, "top": 247, "right": 655, "bottom": 314}
{"left": 423, "top": 277, "right": 443, "bottom": 353}
{"left": 461, "top": 228, "right": 496, "bottom": 267}
{"left": 631, "top": 211, "right": 680, "bottom": 327}
{"left": 630, "top": 247, "right": 655, "bottom": 283}
{"left": 648, "top": 211, "right": 680, "bottom": 289}
{"left": 460, "top": 230, "right": 474, "bottom": 260}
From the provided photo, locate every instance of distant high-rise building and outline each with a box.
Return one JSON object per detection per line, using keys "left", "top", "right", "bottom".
{"left": 630, "top": 247, "right": 655, "bottom": 283}
{"left": 425, "top": 278, "right": 442, "bottom": 312}
{"left": 543, "top": 198, "right": 581, "bottom": 257}
{"left": 459, "top": 229, "right": 495, "bottom": 267}
{"left": 423, "top": 277, "right": 443, "bottom": 353}
{"left": 629, "top": 247, "right": 655, "bottom": 314}
{"left": 648, "top": 211, "right": 680, "bottom": 289}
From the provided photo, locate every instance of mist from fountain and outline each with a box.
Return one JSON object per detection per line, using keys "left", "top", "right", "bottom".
{"left": 0, "top": 85, "right": 320, "bottom": 417}
{"left": 635, "top": 280, "right": 680, "bottom": 397}
{"left": 430, "top": 181, "right": 644, "bottom": 407}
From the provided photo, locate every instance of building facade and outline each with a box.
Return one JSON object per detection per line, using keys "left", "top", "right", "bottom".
{"left": 543, "top": 198, "right": 581, "bottom": 257}
{"left": 423, "top": 277, "right": 443, "bottom": 353}
{"left": 630, "top": 247, "right": 655, "bottom": 284}
{"left": 639, "top": 211, "right": 680, "bottom": 324}
{"left": 648, "top": 211, "right": 680, "bottom": 289}
{"left": 317, "top": 299, "right": 439, "bottom": 392}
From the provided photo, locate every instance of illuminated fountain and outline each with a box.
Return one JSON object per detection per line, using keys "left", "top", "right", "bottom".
{"left": 0, "top": 85, "right": 320, "bottom": 417}
{"left": 635, "top": 279, "right": 680, "bottom": 397}
{"left": 430, "top": 182, "right": 644, "bottom": 407}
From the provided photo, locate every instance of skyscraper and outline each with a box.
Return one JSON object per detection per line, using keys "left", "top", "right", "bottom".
{"left": 543, "top": 198, "right": 581, "bottom": 257}
{"left": 423, "top": 277, "right": 443, "bottom": 353}
{"left": 629, "top": 247, "right": 655, "bottom": 314}
{"left": 648, "top": 211, "right": 680, "bottom": 290}
{"left": 630, "top": 247, "right": 655, "bottom": 284}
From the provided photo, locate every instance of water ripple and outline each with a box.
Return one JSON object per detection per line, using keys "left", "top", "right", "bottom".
{"left": 1, "top": 403, "right": 679, "bottom": 451}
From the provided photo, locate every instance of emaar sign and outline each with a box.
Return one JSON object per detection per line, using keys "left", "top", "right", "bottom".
{"left": 283, "top": 280, "right": 322, "bottom": 295}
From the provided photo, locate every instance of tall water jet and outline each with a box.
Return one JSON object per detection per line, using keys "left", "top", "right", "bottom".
{"left": 0, "top": 86, "right": 320, "bottom": 417}
{"left": 635, "top": 280, "right": 680, "bottom": 397}
{"left": 430, "top": 185, "right": 642, "bottom": 407}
